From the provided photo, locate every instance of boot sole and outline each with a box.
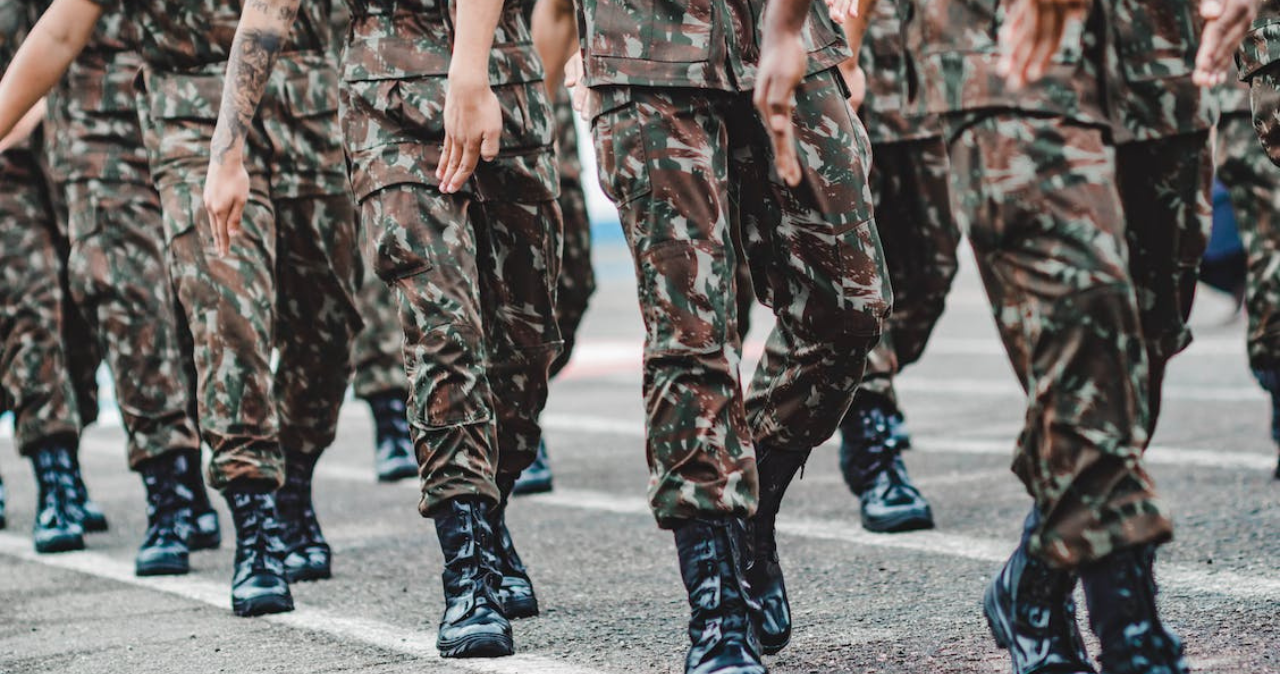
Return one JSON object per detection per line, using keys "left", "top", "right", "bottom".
{"left": 136, "top": 557, "right": 190, "bottom": 577}
{"left": 761, "top": 633, "right": 791, "bottom": 656}
{"left": 437, "top": 633, "right": 515, "bottom": 658}
{"left": 510, "top": 479, "right": 553, "bottom": 496}
{"left": 233, "top": 593, "right": 295, "bottom": 617}
{"left": 82, "top": 517, "right": 109, "bottom": 534}
{"left": 861, "top": 508, "right": 935, "bottom": 534}
{"left": 35, "top": 533, "right": 85, "bottom": 554}
{"left": 190, "top": 532, "right": 222, "bottom": 551}
{"left": 503, "top": 595, "right": 540, "bottom": 620}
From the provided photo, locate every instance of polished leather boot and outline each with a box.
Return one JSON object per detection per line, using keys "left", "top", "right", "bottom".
{"left": 492, "top": 477, "right": 539, "bottom": 619}
{"left": 277, "top": 451, "right": 331, "bottom": 582}
{"left": 29, "top": 445, "right": 85, "bottom": 553}
{"left": 369, "top": 391, "right": 417, "bottom": 482}
{"left": 675, "top": 518, "right": 766, "bottom": 674}
{"left": 746, "top": 446, "right": 810, "bottom": 655}
{"left": 1252, "top": 368, "right": 1280, "bottom": 479}
{"left": 1080, "top": 545, "right": 1189, "bottom": 674}
{"left": 68, "top": 452, "right": 108, "bottom": 533}
{"left": 511, "top": 440, "right": 553, "bottom": 496}
{"left": 179, "top": 450, "right": 221, "bottom": 551}
{"left": 135, "top": 452, "right": 195, "bottom": 576}
{"left": 0, "top": 473, "right": 7, "bottom": 530}
{"left": 432, "top": 498, "right": 514, "bottom": 658}
{"left": 226, "top": 489, "right": 293, "bottom": 617}
{"left": 839, "top": 397, "right": 934, "bottom": 532}
{"left": 983, "top": 509, "right": 1094, "bottom": 674}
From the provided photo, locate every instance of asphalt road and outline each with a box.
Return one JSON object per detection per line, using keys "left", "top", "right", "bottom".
{"left": 1, "top": 242, "right": 1277, "bottom": 674}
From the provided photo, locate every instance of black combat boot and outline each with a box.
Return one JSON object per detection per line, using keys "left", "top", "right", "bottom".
{"left": 225, "top": 489, "right": 294, "bottom": 617}
{"left": 277, "top": 451, "right": 331, "bottom": 582}
{"left": 179, "top": 449, "right": 222, "bottom": 551}
{"left": 983, "top": 509, "right": 1094, "bottom": 674}
{"left": 839, "top": 396, "right": 934, "bottom": 533}
{"left": 29, "top": 444, "right": 85, "bottom": 553}
{"left": 0, "top": 473, "right": 7, "bottom": 530}
{"left": 68, "top": 451, "right": 108, "bottom": 533}
{"left": 369, "top": 391, "right": 418, "bottom": 482}
{"left": 745, "top": 446, "right": 809, "bottom": 655}
{"left": 432, "top": 498, "right": 514, "bottom": 658}
{"left": 492, "top": 476, "right": 539, "bottom": 619}
{"left": 1080, "top": 545, "right": 1189, "bottom": 674}
{"left": 511, "top": 439, "right": 553, "bottom": 496}
{"left": 674, "top": 518, "right": 766, "bottom": 674}
{"left": 1252, "top": 368, "right": 1280, "bottom": 479}
{"left": 135, "top": 452, "right": 196, "bottom": 576}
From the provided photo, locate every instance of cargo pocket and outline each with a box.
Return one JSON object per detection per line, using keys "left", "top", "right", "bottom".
{"left": 587, "top": 0, "right": 713, "bottom": 64}
{"left": 415, "top": 323, "right": 493, "bottom": 428}
{"left": 1112, "top": 0, "right": 1195, "bottom": 82}
{"left": 591, "top": 88, "right": 652, "bottom": 206}
{"left": 638, "top": 239, "right": 729, "bottom": 356}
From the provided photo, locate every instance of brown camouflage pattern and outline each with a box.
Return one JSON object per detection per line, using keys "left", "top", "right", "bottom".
{"left": 352, "top": 261, "right": 406, "bottom": 400}
{"left": 549, "top": 89, "right": 598, "bottom": 377}
{"left": 858, "top": 0, "right": 940, "bottom": 144}
{"left": 341, "top": 6, "right": 564, "bottom": 514}
{"left": 588, "top": 69, "right": 890, "bottom": 525}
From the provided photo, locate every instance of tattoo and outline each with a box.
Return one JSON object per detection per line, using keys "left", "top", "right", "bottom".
{"left": 211, "top": 0, "right": 299, "bottom": 163}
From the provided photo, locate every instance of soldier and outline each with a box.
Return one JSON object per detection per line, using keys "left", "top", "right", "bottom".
{"left": 36, "top": 0, "right": 223, "bottom": 575}
{"left": 0, "top": 0, "right": 363, "bottom": 616}
{"left": 206, "top": 0, "right": 562, "bottom": 657}
{"left": 0, "top": 1, "right": 108, "bottom": 555}
{"left": 833, "top": 1, "right": 959, "bottom": 534}
{"left": 350, "top": 275, "right": 418, "bottom": 483}
{"left": 1235, "top": 2, "right": 1280, "bottom": 479}
{"left": 552, "top": 0, "right": 892, "bottom": 662}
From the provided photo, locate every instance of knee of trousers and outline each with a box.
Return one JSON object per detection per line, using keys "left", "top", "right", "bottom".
{"left": 406, "top": 321, "right": 497, "bottom": 433}
{"left": 635, "top": 239, "right": 739, "bottom": 359}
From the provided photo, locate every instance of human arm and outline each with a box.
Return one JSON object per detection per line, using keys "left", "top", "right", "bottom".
{"left": 834, "top": 0, "right": 877, "bottom": 110}
{"left": 0, "top": 97, "right": 45, "bottom": 153}
{"left": 754, "top": 0, "right": 818, "bottom": 186}
{"left": 532, "top": 0, "right": 578, "bottom": 98}
{"left": 204, "top": 0, "right": 302, "bottom": 255}
{"left": 435, "top": 0, "right": 505, "bottom": 193}
{"left": 1194, "top": 0, "right": 1257, "bottom": 86}
{"left": 0, "top": 0, "right": 100, "bottom": 140}
{"left": 997, "top": 0, "right": 1090, "bottom": 89}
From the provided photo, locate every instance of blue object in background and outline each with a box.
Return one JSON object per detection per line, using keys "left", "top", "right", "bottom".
{"left": 1206, "top": 177, "right": 1245, "bottom": 263}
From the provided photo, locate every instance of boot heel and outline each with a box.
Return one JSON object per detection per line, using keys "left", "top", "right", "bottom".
{"left": 437, "top": 632, "right": 515, "bottom": 658}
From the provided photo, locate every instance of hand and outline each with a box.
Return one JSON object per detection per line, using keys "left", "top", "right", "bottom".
{"left": 754, "top": 30, "right": 809, "bottom": 187}
{"left": 203, "top": 155, "right": 250, "bottom": 256}
{"left": 0, "top": 98, "right": 45, "bottom": 154}
{"left": 839, "top": 61, "right": 868, "bottom": 111}
{"left": 997, "top": 0, "right": 1088, "bottom": 90}
{"left": 436, "top": 75, "right": 502, "bottom": 194}
{"left": 1194, "top": 0, "right": 1256, "bottom": 87}
{"left": 564, "top": 51, "right": 589, "bottom": 120}
{"left": 826, "top": 0, "right": 858, "bottom": 23}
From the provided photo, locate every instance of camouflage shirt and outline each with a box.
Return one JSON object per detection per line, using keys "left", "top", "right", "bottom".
{"left": 1240, "top": 0, "right": 1280, "bottom": 78}
{"left": 86, "top": 0, "right": 335, "bottom": 70}
{"left": 858, "top": 0, "right": 939, "bottom": 143}
{"left": 576, "top": 0, "right": 851, "bottom": 90}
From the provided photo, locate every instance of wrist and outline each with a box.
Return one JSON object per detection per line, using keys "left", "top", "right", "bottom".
{"left": 448, "top": 62, "right": 492, "bottom": 90}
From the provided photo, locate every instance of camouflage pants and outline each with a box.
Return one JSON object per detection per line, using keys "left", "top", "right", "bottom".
{"left": 856, "top": 135, "right": 959, "bottom": 406}
{"left": 139, "top": 60, "right": 361, "bottom": 490}
{"left": 0, "top": 151, "right": 83, "bottom": 453}
{"left": 62, "top": 178, "right": 202, "bottom": 469}
{"left": 550, "top": 89, "right": 598, "bottom": 378}
{"left": 590, "top": 69, "right": 891, "bottom": 526}
{"left": 1215, "top": 113, "right": 1280, "bottom": 370}
{"left": 948, "top": 113, "right": 1171, "bottom": 569}
{"left": 1116, "top": 130, "right": 1213, "bottom": 431}
{"left": 352, "top": 260, "right": 406, "bottom": 400}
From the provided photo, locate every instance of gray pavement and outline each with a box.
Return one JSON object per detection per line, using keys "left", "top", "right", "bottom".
{"left": 1, "top": 242, "right": 1277, "bottom": 674}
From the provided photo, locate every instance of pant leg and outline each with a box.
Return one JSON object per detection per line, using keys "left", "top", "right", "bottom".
{"left": 1216, "top": 114, "right": 1280, "bottom": 370}
{"left": 272, "top": 194, "right": 361, "bottom": 458}
{"left": 1115, "top": 130, "right": 1213, "bottom": 434}
{"left": 352, "top": 256, "right": 407, "bottom": 399}
{"left": 48, "top": 190, "right": 102, "bottom": 429}
{"left": 591, "top": 86, "right": 757, "bottom": 526}
{"left": 549, "top": 89, "right": 598, "bottom": 378}
{"left": 0, "top": 152, "right": 82, "bottom": 453}
{"left": 734, "top": 70, "right": 892, "bottom": 452}
{"left": 948, "top": 113, "right": 1170, "bottom": 570}
{"left": 63, "top": 178, "right": 202, "bottom": 469}
{"left": 857, "top": 135, "right": 959, "bottom": 407}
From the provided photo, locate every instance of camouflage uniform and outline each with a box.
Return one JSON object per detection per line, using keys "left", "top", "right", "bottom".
{"left": 549, "top": 88, "right": 598, "bottom": 377}
{"left": 91, "top": 0, "right": 362, "bottom": 490}
{"left": 0, "top": 1, "right": 83, "bottom": 455}
{"left": 853, "top": 0, "right": 958, "bottom": 407}
{"left": 1241, "top": 0, "right": 1280, "bottom": 164}
{"left": 914, "top": 0, "right": 1210, "bottom": 568}
{"left": 579, "top": 0, "right": 891, "bottom": 525}
{"left": 341, "top": 0, "right": 564, "bottom": 513}
{"left": 40, "top": 5, "right": 202, "bottom": 470}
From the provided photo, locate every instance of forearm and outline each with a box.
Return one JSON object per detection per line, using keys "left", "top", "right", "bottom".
{"left": 0, "top": 0, "right": 99, "bottom": 139}
{"left": 210, "top": 0, "right": 302, "bottom": 164}
{"left": 450, "top": 0, "right": 504, "bottom": 86}
{"left": 762, "top": 0, "right": 815, "bottom": 41}
{"left": 844, "top": 0, "right": 878, "bottom": 56}
{"left": 532, "top": 0, "right": 578, "bottom": 94}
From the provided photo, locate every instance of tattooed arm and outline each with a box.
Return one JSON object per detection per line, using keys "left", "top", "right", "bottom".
{"left": 204, "top": 0, "right": 301, "bottom": 256}
{"left": 0, "top": 0, "right": 100, "bottom": 141}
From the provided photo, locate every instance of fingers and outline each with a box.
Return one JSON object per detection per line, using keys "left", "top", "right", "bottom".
{"left": 480, "top": 129, "right": 500, "bottom": 162}
{"left": 1194, "top": 0, "right": 1252, "bottom": 87}
{"left": 755, "top": 77, "right": 802, "bottom": 187}
{"left": 438, "top": 134, "right": 465, "bottom": 193}
{"left": 436, "top": 133, "right": 456, "bottom": 183}
{"left": 1026, "top": 8, "right": 1063, "bottom": 84}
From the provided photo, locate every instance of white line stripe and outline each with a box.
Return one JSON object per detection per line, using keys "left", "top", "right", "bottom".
{"left": 0, "top": 534, "right": 609, "bottom": 674}
{"left": 538, "top": 413, "right": 1278, "bottom": 472}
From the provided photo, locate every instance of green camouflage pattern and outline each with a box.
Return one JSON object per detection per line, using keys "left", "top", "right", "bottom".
{"left": 550, "top": 89, "right": 598, "bottom": 377}
{"left": 855, "top": 136, "right": 959, "bottom": 406}
{"left": 1238, "top": 0, "right": 1280, "bottom": 77}
{"left": 576, "top": 0, "right": 851, "bottom": 90}
{"left": 948, "top": 114, "right": 1173, "bottom": 569}
{"left": 341, "top": 7, "right": 564, "bottom": 514}
{"left": 1216, "top": 113, "right": 1280, "bottom": 370}
{"left": 587, "top": 69, "right": 890, "bottom": 525}
{"left": 352, "top": 261, "right": 406, "bottom": 400}
{"left": 858, "top": 0, "right": 939, "bottom": 144}
{"left": 137, "top": 57, "right": 361, "bottom": 490}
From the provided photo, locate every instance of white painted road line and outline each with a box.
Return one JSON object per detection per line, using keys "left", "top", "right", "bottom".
{"left": 538, "top": 413, "right": 1278, "bottom": 473}
{"left": 0, "top": 533, "right": 610, "bottom": 674}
